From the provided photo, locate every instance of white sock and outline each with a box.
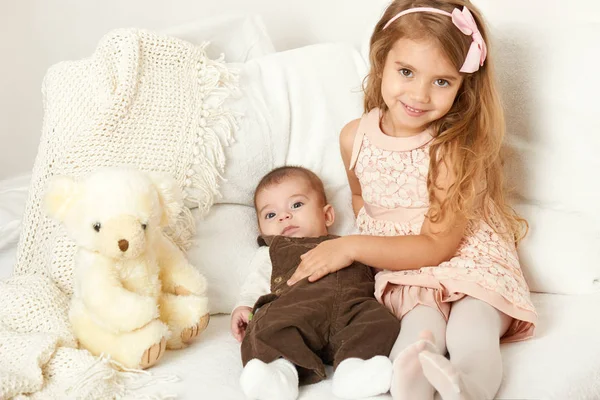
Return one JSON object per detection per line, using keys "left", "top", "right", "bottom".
{"left": 239, "top": 358, "right": 299, "bottom": 400}
{"left": 332, "top": 356, "right": 393, "bottom": 399}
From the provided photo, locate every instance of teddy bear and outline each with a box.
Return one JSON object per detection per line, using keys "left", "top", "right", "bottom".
{"left": 43, "top": 167, "right": 210, "bottom": 369}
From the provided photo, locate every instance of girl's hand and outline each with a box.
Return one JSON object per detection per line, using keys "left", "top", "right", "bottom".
{"left": 230, "top": 306, "right": 253, "bottom": 342}
{"left": 287, "top": 237, "right": 354, "bottom": 285}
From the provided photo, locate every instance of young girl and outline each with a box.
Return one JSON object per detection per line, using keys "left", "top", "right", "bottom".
{"left": 287, "top": 1, "right": 537, "bottom": 399}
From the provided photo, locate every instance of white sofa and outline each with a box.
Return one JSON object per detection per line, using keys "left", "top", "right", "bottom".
{"left": 1, "top": 1, "right": 600, "bottom": 399}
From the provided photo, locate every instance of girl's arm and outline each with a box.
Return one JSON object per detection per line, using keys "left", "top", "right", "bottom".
{"left": 348, "top": 151, "right": 467, "bottom": 271}
{"left": 288, "top": 140, "right": 467, "bottom": 284}
{"left": 346, "top": 214, "right": 466, "bottom": 271}
{"left": 340, "top": 119, "right": 364, "bottom": 217}
{"left": 340, "top": 118, "right": 465, "bottom": 270}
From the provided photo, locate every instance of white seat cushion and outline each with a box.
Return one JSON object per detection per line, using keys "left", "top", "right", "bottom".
{"left": 140, "top": 292, "right": 600, "bottom": 399}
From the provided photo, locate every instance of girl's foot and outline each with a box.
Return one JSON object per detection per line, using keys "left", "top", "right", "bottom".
{"left": 390, "top": 330, "right": 437, "bottom": 400}
{"left": 419, "top": 351, "right": 483, "bottom": 400}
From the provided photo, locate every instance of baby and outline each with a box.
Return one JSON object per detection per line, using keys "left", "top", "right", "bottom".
{"left": 230, "top": 166, "right": 400, "bottom": 400}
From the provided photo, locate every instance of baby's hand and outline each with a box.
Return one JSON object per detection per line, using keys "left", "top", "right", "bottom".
{"left": 230, "top": 306, "right": 253, "bottom": 342}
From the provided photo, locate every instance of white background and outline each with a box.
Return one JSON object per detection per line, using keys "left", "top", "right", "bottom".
{"left": 0, "top": 0, "right": 389, "bottom": 179}
{"left": 1, "top": 0, "right": 597, "bottom": 180}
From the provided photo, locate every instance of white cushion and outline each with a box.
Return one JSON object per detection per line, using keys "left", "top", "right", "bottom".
{"left": 187, "top": 204, "right": 258, "bottom": 314}
{"left": 139, "top": 292, "right": 600, "bottom": 399}
{"left": 189, "top": 42, "right": 367, "bottom": 313}
{"left": 0, "top": 175, "right": 30, "bottom": 279}
{"left": 474, "top": 0, "right": 600, "bottom": 293}
{"left": 0, "top": 175, "right": 29, "bottom": 247}
{"left": 200, "top": 0, "right": 600, "bottom": 301}
{"left": 516, "top": 204, "right": 600, "bottom": 294}
{"left": 159, "top": 14, "right": 275, "bottom": 62}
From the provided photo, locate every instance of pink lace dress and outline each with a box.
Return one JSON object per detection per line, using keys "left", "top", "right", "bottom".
{"left": 349, "top": 109, "right": 536, "bottom": 342}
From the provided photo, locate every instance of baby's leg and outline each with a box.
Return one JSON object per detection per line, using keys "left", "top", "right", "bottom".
{"left": 419, "top": 296, "right": 512, "bottom": 400}
{"left": 389, "top": 305, "right": 447, "bottom": 400}
{"left": 332, "top": 356, "right": 393, "bottom": 399}
{"left": 240, "top": 358, "right": 299, "bottom": 400}
{"left": 240, "top": 294, "right": 328, "bottom": 398}
{"left": 330, "top": 298, "right": 400, "bottom": 399}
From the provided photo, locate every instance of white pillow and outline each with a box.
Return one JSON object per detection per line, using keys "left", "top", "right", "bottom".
{"left": 475, "top": 0, "right": 600, "bottom": 293}
{"left": 515, "top": 203, "right": 600, "bottom": 294}
{"left": 159, "top": 14, "right": 275, "bottom": 62}
{"left": 188, "top": 42, "right": 367, "bottom": 313}
{"left": 0, "top": 174, "right": 30, "bottom": 280}
{"left": 187, "top": 204, "right": 258, "bottom": 314}
{"left": 0, "top": 174, "right": 30, "bottom": 250}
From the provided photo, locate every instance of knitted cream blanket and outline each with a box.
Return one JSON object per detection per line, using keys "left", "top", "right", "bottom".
{"left": 0, "top": 29, "right": 239, "bottom": 399}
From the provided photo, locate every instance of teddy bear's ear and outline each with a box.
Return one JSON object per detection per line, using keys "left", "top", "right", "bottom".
{"left": 44, "top": 175, "right": 79, "bottom": 222}
{"left": 148, "top": 172, "right": 184, "bottom": 227}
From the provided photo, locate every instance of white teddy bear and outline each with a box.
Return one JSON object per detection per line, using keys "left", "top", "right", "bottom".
{"left": 44, "top": 167, "right": 210, "bottom": 369}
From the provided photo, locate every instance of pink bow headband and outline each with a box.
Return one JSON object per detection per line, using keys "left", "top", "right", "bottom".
{"left": 383, "top": 6, "right": 487, "bottom": 73}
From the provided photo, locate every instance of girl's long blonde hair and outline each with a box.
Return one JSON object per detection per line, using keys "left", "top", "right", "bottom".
{"left": 364, "top": 0, "right": 527, "bottom": 243}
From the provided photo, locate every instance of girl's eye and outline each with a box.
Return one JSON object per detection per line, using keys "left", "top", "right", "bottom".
{"left": 399, "top": 68, "right": 413, "bottom": 77}
{"left": 93, "top": 223, "right": 101, "bottom": 232}
{"left": 265, "top": 212, "right": 276, "bottom": 220}
{"left": 292, "top": 202, "right": 304, "bottom": 209}
{"left": 435, "top": 79, "right": 450, "bottom": 87}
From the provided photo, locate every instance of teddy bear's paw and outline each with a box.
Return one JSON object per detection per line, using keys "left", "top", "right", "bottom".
{"left": 180, "top": 324, "right": 199, "bottom": 343}
{"left": 181, "top": 313, "right": 210, "bottom": 344}
{"left": 174, "top": 285, "right": 191, "bottom": 296}
{"left": 140, "top": 337, "right": 167, "bottom": 369}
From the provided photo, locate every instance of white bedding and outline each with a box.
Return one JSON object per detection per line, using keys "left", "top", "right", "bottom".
{"left": 2, "top": 176, "right": 600, "bottom": 399}
{"left": 142, "top": 293, "right": 600, "bottom": 400}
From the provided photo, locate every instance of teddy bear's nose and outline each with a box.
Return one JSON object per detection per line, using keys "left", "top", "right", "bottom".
{"left": 118, "top": 239, "right": 129, "bottom": 252}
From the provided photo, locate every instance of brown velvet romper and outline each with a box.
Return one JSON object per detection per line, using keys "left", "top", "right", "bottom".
{"left": 241, "top": 235, "right": 400, "bottom": 384}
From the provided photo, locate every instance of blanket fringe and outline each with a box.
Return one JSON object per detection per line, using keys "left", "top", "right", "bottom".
{"left": 66, "top": 353, "right": 180, "bottom": 399}
{"left": 163, "top": 41, "right": 241, "bottom": 251}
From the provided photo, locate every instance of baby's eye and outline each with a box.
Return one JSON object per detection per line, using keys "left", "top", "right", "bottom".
{"left": 292, "top": 202, "right": 304, "bottom": 209}
{"left": 265, "top": 212, "right": 276, "bottom": 220}
{"left": 93, "top": 222, "right": 101, "bottom": 232}
{"left": 399, "top": 68, "right": 413, "bottom": 77}
{"left": 434, "top": 79, "right": 450, "bottom": 87}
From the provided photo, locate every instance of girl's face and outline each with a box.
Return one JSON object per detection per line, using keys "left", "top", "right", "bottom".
{"left": 380, "top": 37, "right": 463, "bottom": 136}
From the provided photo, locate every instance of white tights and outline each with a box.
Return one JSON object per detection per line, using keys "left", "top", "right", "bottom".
{"left": 389, "top": 296, "right": 512, "bottom": 400}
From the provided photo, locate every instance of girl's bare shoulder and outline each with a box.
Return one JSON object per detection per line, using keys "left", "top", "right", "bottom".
{"left": 339, "top": 118, "right": 361, "bottom": 150}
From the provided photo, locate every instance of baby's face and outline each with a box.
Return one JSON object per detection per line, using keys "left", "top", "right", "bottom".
{"left": 255, "top": 177, "right": 333, "bottom": 238}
